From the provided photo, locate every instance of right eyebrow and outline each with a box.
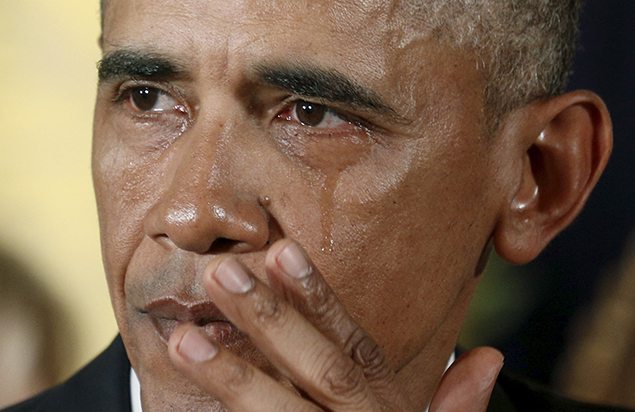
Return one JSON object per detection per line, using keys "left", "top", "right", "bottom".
{"left": 97, "top": 50, "right": 189, "bottom": 82}
{"left": 253, "top": 63, "right": 403, "bottom": 120}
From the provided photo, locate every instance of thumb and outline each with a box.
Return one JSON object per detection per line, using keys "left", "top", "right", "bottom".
{"left": 429, "top": 347, "right": 504, "bottom": 412}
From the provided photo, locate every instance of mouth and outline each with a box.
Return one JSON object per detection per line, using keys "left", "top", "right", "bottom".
{"left": 141, "top": 298, "right": 244, "bottom": 345}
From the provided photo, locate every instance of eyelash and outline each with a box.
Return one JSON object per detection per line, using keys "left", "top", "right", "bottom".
{"left": 111, "top": 82, "right": 373, "bottom": 134}
{"left": 113, "top": 82, "right": 187, "bottom": 117}
{"left": 277, "top": 99, "right": 370, "bottom": 130}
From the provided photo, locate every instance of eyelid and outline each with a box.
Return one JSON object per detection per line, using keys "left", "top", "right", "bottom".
{"left": 277, "top": 96, "right": 375, "bottom": 131}
{"left": 112, "top": 79, "right": 171, "bottom": 103}
{"left": 112, "top": 80, "right": 190, "bottom": 118}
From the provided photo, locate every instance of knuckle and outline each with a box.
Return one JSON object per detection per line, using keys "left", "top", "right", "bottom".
{"left": 223, "top": 360, "right": 255, "bottom": 395}
{"left": 307, "top": 279, "right": 338, "bottom": 319}
{"left": 353, "top": 335, "right": 387, "bottom": 375}
{"left": 318, "top": 349, "right": 367, "bottom": 400}
{"left": 345, "top": 328, "right": 391, "bottom": 380}
{"left": 305, "top": 280, "right": 349, "bottom": 327}
{"left": 311, "top": 284, "right": 340, "bottom": 320}
{"left": 252, "top": 293, "right": 288, "bottom": 328}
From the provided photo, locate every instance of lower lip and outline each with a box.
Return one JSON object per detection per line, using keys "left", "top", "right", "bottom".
{"left": 150, "top": 317, "right": 244, "bottom": 345}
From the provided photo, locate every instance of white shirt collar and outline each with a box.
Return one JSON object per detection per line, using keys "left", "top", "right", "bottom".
{"left": 130, "top": 368, "right": 142, "bottom": 412}
{"left": 129, "top": 353, "right": 455, "bottom": 412}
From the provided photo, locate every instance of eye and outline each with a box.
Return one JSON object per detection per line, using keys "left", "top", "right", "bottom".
{"left": 280, "top": 100, "right": 349, "bottom": 129}
{"left": 124, "top": 86, "right": 182, "bottom": 114}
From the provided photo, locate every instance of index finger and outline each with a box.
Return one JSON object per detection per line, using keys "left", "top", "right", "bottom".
{"left": 203, "top": 256, "right": 382, "bottom": 411}
{"left": 264, "top": 239, "right": 411, "bottom": 409}
{"left": 265, "top": 239, "right": 384, "bottom": 369}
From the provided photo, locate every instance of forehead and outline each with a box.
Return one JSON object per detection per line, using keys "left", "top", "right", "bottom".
{"left": 102, "top": 0, "right": 484, "bottom": 125}
{"left": 103, "top": 0, "right": 416, "bottom": 69}
{"left": 104, "top": 1, "right": 407, "bottom": 42}
{"left": 103, "top": 0, "right": 415, "bottom": 31}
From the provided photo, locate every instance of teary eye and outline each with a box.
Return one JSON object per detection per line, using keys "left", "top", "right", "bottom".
{"left": 281, "top": 100, "right": 349, "bottom": 129}
{"left": 126, "top": 86, "right": 179, "bottom": 113}
{"left": 295, "top": 101, "right": 327, "bottom": 126}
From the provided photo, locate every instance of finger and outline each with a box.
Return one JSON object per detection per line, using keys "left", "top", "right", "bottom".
{"left": 168, "top": 323, "right": 320, "bottom": 412}
{"left": 264, "top": 239, "right": 360, "bottom": 348}
{"left": 264, "top": 239, "right": 408, "bottom": 408}
{"left": 203, "top": 257, "right": 381, "bottom": 411}
{"left": 429, "top": 347, "right": 503, "bottom": 412}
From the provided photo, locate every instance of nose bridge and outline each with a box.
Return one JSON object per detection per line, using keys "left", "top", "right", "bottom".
{"left": 145, "top": 121, "right": 269, "bottom": 254}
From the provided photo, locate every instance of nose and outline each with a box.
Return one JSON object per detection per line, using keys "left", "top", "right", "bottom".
{"left": 144, "top": 127, "right": 269, "bottom": 254}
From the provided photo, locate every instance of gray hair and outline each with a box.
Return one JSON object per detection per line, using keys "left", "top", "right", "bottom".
{"left": 411, "top": 0, "right": 583, "bottom": 118}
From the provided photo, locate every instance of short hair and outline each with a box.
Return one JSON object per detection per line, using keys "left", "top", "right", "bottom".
{"left": 99, "top": 0, "right": 583, "bottom": 122}
{"left": 410, "top": 0, "right": 583, "bottom": 119}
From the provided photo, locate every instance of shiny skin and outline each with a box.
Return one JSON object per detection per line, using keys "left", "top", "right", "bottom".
{"left": 93, "top": 0, "right": 610, "bottom": 410}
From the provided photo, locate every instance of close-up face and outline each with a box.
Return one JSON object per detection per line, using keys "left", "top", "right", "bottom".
{"left": 93, "top": 0, "right": 517, "bottom": 408}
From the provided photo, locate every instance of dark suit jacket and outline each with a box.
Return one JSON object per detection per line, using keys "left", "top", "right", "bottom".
{"left": 4, "top": 336, "right": 132, "bottom": 412}
{"left": 4, "top": 336, "right": 633, "bottom": 411}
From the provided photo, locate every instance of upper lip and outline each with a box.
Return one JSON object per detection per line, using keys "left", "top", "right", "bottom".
{"left": 141, "top": 297, "right": 229, "bottom": 326}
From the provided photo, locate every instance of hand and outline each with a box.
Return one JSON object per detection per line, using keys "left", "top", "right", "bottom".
{"left": 168, "top": 239, "right": 503, "bottom": 411}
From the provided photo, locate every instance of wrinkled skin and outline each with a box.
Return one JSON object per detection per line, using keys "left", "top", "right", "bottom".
{"left": 93, "top": 0, "right": 610, "bottom": 411}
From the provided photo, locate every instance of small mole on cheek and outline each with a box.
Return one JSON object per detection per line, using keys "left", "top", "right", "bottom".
{"left": 258, "top": 195, "right": 272, "bottom": 208}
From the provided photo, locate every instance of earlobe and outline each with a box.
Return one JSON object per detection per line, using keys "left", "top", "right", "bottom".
{"left": 494, "top": 91, "right": 612, "bottom": 264}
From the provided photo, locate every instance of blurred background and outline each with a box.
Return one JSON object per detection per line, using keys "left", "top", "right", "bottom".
{"left": 0, "top": 1, "right": 114, "bottom": 407}
{"left": 461, "top": 1, "right": 635, "bottom": 409}
{"left": 1, "top": 0, "right": 633, "bottom": 409}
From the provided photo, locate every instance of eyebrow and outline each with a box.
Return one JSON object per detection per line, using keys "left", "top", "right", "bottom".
{"left": 254, "top": 63, "right": 403, "bottom": 121}
{"left": 97, "top": 51, "right": 406, "bottom": 123}
{"left": 97, "top": 50, "right": 188, "bottom": 82}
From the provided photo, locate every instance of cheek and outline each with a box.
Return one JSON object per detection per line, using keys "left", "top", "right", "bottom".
{"left": 93, "top": 132, "right": 165, "bottom": 296}
{"left": 324, "top": 139, "right": 497, "bottom": 357}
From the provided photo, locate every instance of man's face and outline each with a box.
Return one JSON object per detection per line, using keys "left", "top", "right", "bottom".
{"left": 94, "top": 0, "right": 509, "bottom": 407}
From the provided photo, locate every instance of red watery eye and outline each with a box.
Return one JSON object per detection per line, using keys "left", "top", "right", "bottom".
{"left": 295, "top": 101, "right": 327, "bottom": 126}
{"left": 276, "top": 99, "right": 354, "bottom": 130}
{"left": 130, "top": 86, "right": 161, "bottom": 112}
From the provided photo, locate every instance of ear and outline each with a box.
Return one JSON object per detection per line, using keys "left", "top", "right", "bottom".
{"left": 493, "top": 90, "right": 612, "bottom": 264}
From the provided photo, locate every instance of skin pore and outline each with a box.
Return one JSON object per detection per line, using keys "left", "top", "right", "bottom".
{"left": 93, "top": 1, "right": 611, "bottom": 410}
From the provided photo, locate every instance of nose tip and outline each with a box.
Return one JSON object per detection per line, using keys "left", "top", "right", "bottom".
{"left": 141, "top": 114, "right": 274, "bottom": 255}
{"left": 144, "top": 197, "right": 270, "bottom": 255}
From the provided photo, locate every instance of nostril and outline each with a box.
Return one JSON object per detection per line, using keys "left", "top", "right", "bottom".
{"left": 205, "top": 214, "right": 285, "bottom": 254}
{"left": 209, "top": 237, "right": 240, "bottom": 253}
{"left": 146, "top": 188, "right": 286, "bottom": 254}
{"left": 267, "top": 215, "right": 284, "bottom": 246}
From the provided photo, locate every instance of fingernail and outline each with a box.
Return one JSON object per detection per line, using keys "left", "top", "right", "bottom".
{"left": 214, "top": 259, "right": 254, "bottom": 294}
{"left": 277, "top": 242, "right": 312, "bottom": 279}
{"left": 178, "top": 328, "right": 218, "bottom": 362}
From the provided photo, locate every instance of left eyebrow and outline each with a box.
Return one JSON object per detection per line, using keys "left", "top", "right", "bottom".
{"left": 253, "top": 63, "right": 405, "bottom": 121}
